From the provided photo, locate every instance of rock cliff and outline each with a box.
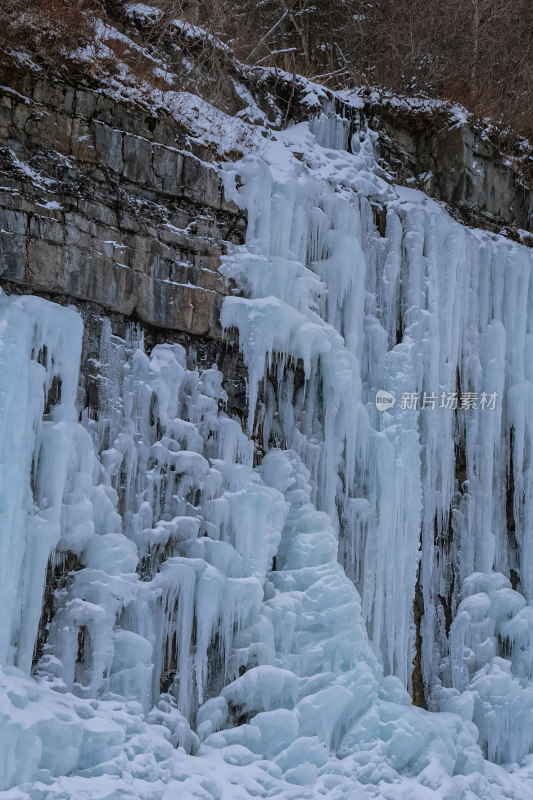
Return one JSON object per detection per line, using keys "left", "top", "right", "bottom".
{"left": 1, "top": 34, "right": 531, "bottom": 354}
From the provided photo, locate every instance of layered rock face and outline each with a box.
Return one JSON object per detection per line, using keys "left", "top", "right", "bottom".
{"left": 365, "top": 100, "right": 533, "bottom": 237}
{"left": 1, "top": 55, "right": 531, "bottom": 353}
{"left": 0, "top": 61, "right": 245, "bottom": 339}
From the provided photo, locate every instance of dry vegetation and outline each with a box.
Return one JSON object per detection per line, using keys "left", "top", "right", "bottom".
{"left": 0, "top": 0, "right": 99, "bottom": 60}
{"left": 1, "top": 0, "right": 532, "bottom": 144}
{"left": 216, "top": 0, "right": 533, "bottom": 142}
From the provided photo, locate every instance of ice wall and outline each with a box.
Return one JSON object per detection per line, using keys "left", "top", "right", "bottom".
{"left": 220, "top": 109, "right": 533, "bottom": 762}
{"left": 0, "top": 290, "right": 499, "bottom": 799}
{"left": 0, "top": 293, "right": 84, "bottom": 672}
{"left": 2, "top": 105, "right": 533, "bottom": 799}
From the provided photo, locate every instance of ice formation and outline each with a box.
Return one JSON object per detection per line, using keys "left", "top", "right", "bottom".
{"left": 2, "top": 105, "right": 533, "bottom": 799}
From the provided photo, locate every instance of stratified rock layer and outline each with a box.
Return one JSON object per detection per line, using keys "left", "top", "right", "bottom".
{"left": 0, "top": 62, "right": 246, "bottom": 338}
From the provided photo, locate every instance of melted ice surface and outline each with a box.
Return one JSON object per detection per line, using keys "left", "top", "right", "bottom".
{"left": 1, "top": 109, "right": 533, "bottom": 798}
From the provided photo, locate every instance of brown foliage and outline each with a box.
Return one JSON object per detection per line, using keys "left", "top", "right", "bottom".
{"left": 362, "top": 0, "right": 533, "bottom": 140}
{"left": 173, "top": 0, "right": 533, "bottom": 141}
{"left": 0, "top": 0, "right": 98, "bottom": 64}
{"left": 1, "top": 0, "right": 532, "bottom": 142}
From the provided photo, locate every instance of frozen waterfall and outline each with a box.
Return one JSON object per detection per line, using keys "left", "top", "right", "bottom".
{"left": 1, "top": 109, "right": 533, "bottom": 799}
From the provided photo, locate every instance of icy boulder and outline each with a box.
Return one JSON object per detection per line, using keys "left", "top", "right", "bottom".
{"left": 222, "top": 666, "right": 299, "bottom": 718}
{"left": 0, "top": 666, "right": 84, "bottom": 785}
{"left": 83, "top": 533, "right": 139, "bottom": 575}
{"left": 250, "top": 708, "right": 300, "bottom": 758}
{"left": 447, "top": 571, "right": 533, "bottom": 762}
{"left": 108, "top": 629, "right": 153, "bottom": 709}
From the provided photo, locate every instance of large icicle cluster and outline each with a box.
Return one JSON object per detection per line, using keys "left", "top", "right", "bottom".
{"left": 0, "top": 290, "right": 499, "bottom": 799}
{"left": 0, "top": 293, "right": 84, "bottom": 674}
{"left": 220, "top": 108, "right": 533, "bottom": 767}
{"left": 220, "top": 120, "right": 423, "bottom": 689}
{"left": 2, "top": 102, "right": 533, "bottom": 799}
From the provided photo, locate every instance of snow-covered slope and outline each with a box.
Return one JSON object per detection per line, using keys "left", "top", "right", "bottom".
{"left": 1, "top": 106, "right": 533, "bottom": 800}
